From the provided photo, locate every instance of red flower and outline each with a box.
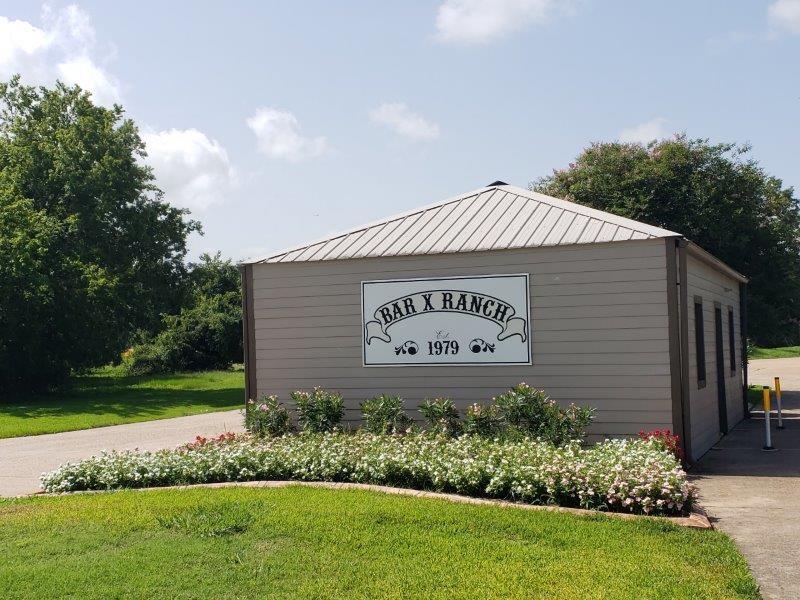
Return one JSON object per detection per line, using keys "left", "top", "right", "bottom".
{"left": 638, "top": 429, "right": 684, "bottom": 461}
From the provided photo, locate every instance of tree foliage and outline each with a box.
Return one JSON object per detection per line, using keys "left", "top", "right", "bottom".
{"left": 533, "top": 136, "right": 800, "bottom": 346}
{"left": 187, "top": 251, "right": 241, "bottom": 299}
{"left": 122, "top": 253, "right": 243, "bottom": 376}
{"left": 0, "top": 77, "right": 198, "bottom": 390}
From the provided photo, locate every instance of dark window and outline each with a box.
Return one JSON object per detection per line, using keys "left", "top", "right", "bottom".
{"left": 694, "top": 299, "right": 706, "bottom": 388}
{"left": 728, "top": 308, "right": 736, "bottom": 374}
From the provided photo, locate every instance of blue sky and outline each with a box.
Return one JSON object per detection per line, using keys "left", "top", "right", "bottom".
{"left": 2, "top": 1, "right": 798, "bottom": 261}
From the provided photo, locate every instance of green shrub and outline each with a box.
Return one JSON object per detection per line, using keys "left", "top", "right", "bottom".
{"left": 463, "top": 403, "right": 504, "bottom": 437}
{"left": 291, "top": 387, "right": 344, "bottom": 433}
{"left": 120, "top": 342, "right": 169, "bottom": 377}
{"left": 245, "top": 395, "right": 291, "bottom": 437}
{"left": 121, "top": 292, "right": 242, "bottom": 376}
{"left": 419, "top": 398, "right": 461, "bottom": 437}
{"left": 493, "top": 383, "right": 593, "bottom": 445}
{"left": 361, "top": 395, "right": 412, "bottom": 434}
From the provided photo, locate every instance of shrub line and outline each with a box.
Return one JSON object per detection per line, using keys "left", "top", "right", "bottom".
{"left": 37, "top": 480, "right": 712, "bottom": 529}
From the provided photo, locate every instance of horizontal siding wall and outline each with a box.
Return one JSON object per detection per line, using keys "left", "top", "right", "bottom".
{"left": 686, "top": 254, "right": 744, "bottom": 460}
{"left": 250, "top": 240, "right": 673, "bottom": 439}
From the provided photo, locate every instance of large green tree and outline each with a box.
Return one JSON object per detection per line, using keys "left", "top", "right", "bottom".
{"left": 533, "top": 136, "right": 800, "bottom": 346}
{"left": 0, "top": 77, "right": 198, "bottom": 390}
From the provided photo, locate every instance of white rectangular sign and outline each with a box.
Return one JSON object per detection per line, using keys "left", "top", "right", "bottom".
{"left": 361, "top": 274, "right": 531, "bottom": 366}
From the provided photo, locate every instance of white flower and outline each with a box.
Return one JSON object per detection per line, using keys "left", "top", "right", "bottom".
{"left": 39, "top": 434, "right": 694, "bottom": 516}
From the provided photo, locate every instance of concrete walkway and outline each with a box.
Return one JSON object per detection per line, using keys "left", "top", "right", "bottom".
{"left": 692, "top": 357, "right": 800, "bottom": 600}
{"left": 0, "top": 410, "right": 244, "bottom": 497}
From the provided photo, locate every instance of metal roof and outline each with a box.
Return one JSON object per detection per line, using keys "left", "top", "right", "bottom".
{"left": 243, "top": 183, "right": 680, "bottom": 264}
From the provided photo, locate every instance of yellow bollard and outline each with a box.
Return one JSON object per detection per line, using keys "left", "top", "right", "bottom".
{"left": 762, "top": 386, "right": 775, "bottom": 451}
{"left": 775, "top": 377, "right": 784, "bottom": 429}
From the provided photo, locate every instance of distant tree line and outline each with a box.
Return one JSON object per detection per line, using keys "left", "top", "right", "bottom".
{"left": 533, "top": 137, "right": 800, "bottom": 347}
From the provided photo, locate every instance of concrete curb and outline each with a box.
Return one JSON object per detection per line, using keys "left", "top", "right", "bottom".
{"left": 37, "top": 480, "right": 712, "bottom": 529}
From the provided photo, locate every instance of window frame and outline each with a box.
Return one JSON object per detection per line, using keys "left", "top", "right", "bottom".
{"left": 694, "top": 296, "right": 706, "bottom": 389}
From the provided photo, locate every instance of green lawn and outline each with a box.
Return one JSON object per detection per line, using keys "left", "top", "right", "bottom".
{"left": 750, "top": 346, "right": 800, "bottom": 359}
{"left": 0, "top": 368, "right": 244, "bottom": 439}
{"left": 0, "top": 487, "right": 757, "bottom": 599}
{"left": 747, "top": 385, "right": 763, "bottom": 407}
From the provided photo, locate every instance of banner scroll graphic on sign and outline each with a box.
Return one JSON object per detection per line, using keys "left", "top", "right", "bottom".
{"left": 364, "top": 289, "right": 527, "bottom": 345}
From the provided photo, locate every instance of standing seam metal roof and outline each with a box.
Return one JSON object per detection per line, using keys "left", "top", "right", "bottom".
{"left": 243, "top": 183, "right": 680, "bottom": 264}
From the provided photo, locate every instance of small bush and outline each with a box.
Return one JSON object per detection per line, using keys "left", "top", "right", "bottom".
{"left": 493, "top": 383, "right": 593, "bottom": 444}
{"left": 292, "top": 387, "right": 344, "bottom": 433}
{"left": 121, "top": 292, "right": 242, "bottom": 376}
{"left": 638, "top": 429, "right": 685, "bottom": 461}
{"left": 419, "top": 398, "right": 461, "bottom": 437}
{"left": 463, "top": 403, "right": 504, "bottom": 437}
{"left": 120, "top": 342, "right": 169, "bottom": 376}
{"left": 245, "top": 396, "right": 291, "bottom": 437}
{"left": 361, "top": 395, "right": 412, "bottom": 434}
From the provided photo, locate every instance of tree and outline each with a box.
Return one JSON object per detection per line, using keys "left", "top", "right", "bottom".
{"left": 533, "top": 136, "right": 800, "bottom": 346}
{"left": 121, "top": 253, "right": 243, "bottom": 375}
{"left": 0, "top": 77, "right": 198, "bottom": 390}
{"left": 188, "top": 252, "right": 241, "bottom": 298}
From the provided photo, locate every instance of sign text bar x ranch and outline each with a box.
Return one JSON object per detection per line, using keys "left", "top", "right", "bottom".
{"left": 361, "top": 274, "right": 531, "bottom": 366}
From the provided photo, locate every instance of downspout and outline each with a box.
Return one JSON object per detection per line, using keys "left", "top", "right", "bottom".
{"left": 239, "top": 264, "right": 257, "bottom": 404}
{"left": 677, "top": 238, "right": 693, "bottom": 462}
{"left": 666, "top": 238, "right": 687, "bottom": 452}
{"left": 740, "top": 283, "right": 749, "bottom": 418}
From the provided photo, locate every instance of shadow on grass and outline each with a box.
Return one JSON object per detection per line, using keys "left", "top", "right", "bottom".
{"left": 0, "top": 371, "right": 245, "bottom": 421}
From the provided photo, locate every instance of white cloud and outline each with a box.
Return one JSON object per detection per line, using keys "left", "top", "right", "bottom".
{"left": 0, "top": 16, "right": 50, "bottom": 69}
{"left": 768, "top": 0, "right": 800, "bottom": 34}
{"left": 0, "top": 5, "right": 120, "bottom": 105}
{"left": 142, "top": 129, "right": 236, "bottom": 211}
{"left": 369, "top": 102, "right": 440, "bottom": 141}
{"left": 56, "top": 55, "right": 119, "bottom": 105}
{"left": 618, "top": 118, "right": 668, "bottom": 144}
{"left": 246, "top": 107, "right": 327, "bottom": 161}
{"left": 435, "top": 0, "right": 575, "bottom": 44}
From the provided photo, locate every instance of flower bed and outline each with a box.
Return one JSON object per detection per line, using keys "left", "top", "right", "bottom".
{"left": 41, "top": 434, "right": 693, "bottom": 516}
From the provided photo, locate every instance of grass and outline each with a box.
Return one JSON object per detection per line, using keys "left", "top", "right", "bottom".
{"left": 747, "top": 385, "right": 763, "bottom": 407}
{"left": 0, "top": 367, "right": 244, "bottom": 439}
{"left": 0, "top": 487, "right": 758, "bottom": 599}
{"left": 750, "top": 346, "right": 800, "bottom": 359}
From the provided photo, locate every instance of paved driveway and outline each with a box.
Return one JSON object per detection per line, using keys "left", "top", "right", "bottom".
{"left": 0, "top": 410, "right": 244, "bottom": 497}
{"left": 693, "top": 357, "right": 800, "bottom": 600}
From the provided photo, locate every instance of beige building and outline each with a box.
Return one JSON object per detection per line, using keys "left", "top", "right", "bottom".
{"left": 240, "top": 182, "right": 748, "bottom": 461}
